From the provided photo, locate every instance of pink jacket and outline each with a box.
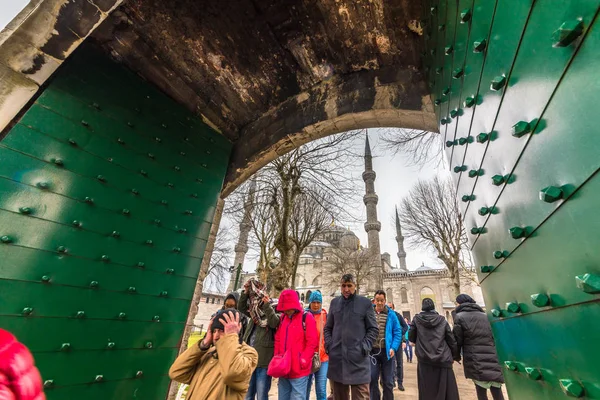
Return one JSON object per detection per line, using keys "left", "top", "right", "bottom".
{"left": 0, "top": 329, "right": 45, "bottom": 400}
{"left": 274, "top": 290, "right": 319, "bottom": 379}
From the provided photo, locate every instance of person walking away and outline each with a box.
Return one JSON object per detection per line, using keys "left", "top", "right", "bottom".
{"left": 409, "top": 298, "right": 460, "bottom": 400}
{"left": 270, "top": 289, "right": 319, "bottom": 400}
{"left": 0, "top": 328, "right": 45, "bottom": 400}
{"left": 369, "top": 291, "right": 402, "bottom": 400}
{"left": 387, "top": 302, "right": 408, "bottom": 391}
{"left": 453, "top": 294, "right": 505, "bottom": 400}
{"left": 324, "top": 274, "right": 379, "bottom": 400}
{"left": 403, "top": 318, "right": 413, "bottom": 363}
{"left": 169, "top": 310, "right": 258, "bottom": 400}
{"left": 238, "top": 279, "right": 280, "bottom": 400}
{"left": 305, "top": 291, "right": 329, "bottom": 400}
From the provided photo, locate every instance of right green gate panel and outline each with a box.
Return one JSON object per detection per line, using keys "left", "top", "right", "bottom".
{"left": 424, "top": 0, "right": 600, "bottom": 398}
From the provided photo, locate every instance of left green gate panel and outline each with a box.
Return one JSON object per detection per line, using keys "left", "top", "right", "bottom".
{"left": 0, "top": 44, "right": 232, "bottom": 399}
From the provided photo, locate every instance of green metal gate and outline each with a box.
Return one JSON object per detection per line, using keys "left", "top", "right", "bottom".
{"left": 0, "top": 45, "right": 231, "bottom": 399}
{"left": 424, "top": 0, "right": 600, "bottom": 398}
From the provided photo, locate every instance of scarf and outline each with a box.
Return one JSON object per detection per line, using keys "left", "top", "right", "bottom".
{"left": 247, "top": 278, "right": 269, "bottom": 327}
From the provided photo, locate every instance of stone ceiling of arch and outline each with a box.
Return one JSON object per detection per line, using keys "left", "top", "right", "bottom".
{"left": 92, "top": 0, "right": 427, "bottom": 143}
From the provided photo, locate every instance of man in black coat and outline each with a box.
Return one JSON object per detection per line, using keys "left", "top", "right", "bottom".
{"left": 409, "top": 298, "right": 460, "bottom": 400}
{"left": 453, "top": 294, "right": 505, "bottom": 400}
{"left": 324, "top": 274, "right": 378, "bottom": 400}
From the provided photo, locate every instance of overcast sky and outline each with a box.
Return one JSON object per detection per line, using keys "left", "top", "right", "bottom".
{"left": 220, "top": 128, "right": 452, "bottom": 281}
{"left": 0, "top": 1, "right": 29, "bottom": 31}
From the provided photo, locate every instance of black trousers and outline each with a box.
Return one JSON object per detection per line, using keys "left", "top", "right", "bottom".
{"left": 475, "top": 384, "right": 505, "bottom": 400}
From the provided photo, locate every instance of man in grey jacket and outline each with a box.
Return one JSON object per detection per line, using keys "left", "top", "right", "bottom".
{"left": 324, "top": 274, "right": 378, "bottom": 400}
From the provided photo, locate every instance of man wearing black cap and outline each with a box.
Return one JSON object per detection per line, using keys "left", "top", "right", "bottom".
{"left": 324, "top": 274, "right": 378, "bottom": 400}
{"left": 169, "top": 310, "right": 258, "bottom": 400}
{"left": 408, "top": 298, "right": 460, "bottom": 400}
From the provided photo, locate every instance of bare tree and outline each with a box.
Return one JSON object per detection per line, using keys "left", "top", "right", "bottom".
{"left": 380, "top": 128, "right": 443, "bottom": 167}
{"left": 203, "top": 221, "right": 235, "bottom": 293}
{"left": 327, "top": 247, "right": 378, "bottom": 294}
{"left": 397, "top": 177, "right": 465, "bottom": 297}
{"left": 226, "top": 130, "right": 364, "bottom": 294}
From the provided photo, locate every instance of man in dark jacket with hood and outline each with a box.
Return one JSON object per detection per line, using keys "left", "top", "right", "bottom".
{"left": 324, "top": 274, "right": 378, "bottom": 400}
{"left": 409, "top": 298, "right": 460, "bottom": 400}
{"left": 453, "top": 294, "right": 505, "bottom": 400}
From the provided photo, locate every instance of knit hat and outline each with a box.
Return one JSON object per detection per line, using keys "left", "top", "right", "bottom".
{"left": 211, "top": 309, "right": 240, "bottom": 332}
{"left": 422, "top": 298, "right": 435, "bottom": 312}
{"left": 456, "top": 294, "right": 476, "bottom": 304}
{"left": 308, "top": 291, "right": 323, "bottom": 304}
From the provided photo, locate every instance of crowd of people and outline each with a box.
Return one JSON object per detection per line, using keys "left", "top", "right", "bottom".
{"left": 169, "top": 274, "right": 505, "bottom": 400}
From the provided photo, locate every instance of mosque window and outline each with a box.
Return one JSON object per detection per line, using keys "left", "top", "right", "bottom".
{"left": 401, "top": 287, "right": 408, "bottom": 304}
{"left": 211, "top": 298, "right": 215, "bottom": 304}
{"left": 301, "top": 293, "right": 305, "bottom": 302}
{"left": 306, "top": 290, "right": 312, "bottom": 300}
{"left": 302, "top": 278, "right": 307, "bottom": 287}
{"left": 312, "top": 276, "right": 320, "bottom": 286}
{"left": 420, "top": 286, "right": 435, "bottom": 303}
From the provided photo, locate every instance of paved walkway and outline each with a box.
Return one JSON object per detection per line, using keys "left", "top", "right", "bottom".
{"left": 270, "top": 360, "right": 509, "bottom": 399}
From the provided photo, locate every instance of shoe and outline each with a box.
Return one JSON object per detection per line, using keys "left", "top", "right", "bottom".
{"left": 398, "top": 385, "right": 405, "bottom": 391}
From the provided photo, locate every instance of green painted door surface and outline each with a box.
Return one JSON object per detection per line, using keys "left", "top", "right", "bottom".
{"left": 425, "top": 0, "right": 600, "bottom": 398}
{"left": 0, "top": 45, "right": 231, "bottom": 399}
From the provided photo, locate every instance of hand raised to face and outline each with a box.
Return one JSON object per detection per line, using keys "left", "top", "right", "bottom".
{"left": 219, "top": 311, "right": 241, "bottom": 335}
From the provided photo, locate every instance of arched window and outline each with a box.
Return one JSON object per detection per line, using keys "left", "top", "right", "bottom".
{"left": 302, "top": 278, "right": 307, "bottom": 287}
{"left": 312, "top": 276, "right": 320, "bottom": 286}
{"left": 386, "top": 288, "right": 394, "bottom": 304}
{"left": 306, "top": 290, "right": 312, "bottom": 301}
{"left": 401, "top": 287, "right": 408, "bottom": 304}
{"left": 420, "top": 286, "right": 435, "bottom": 303}
{"left": 301, "top": 293, "right": 305, "bottom": 302}
{"left": 211, "top": 298, "right": 215, "bottom": 304}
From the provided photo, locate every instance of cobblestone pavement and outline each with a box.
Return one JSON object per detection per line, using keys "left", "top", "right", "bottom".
{"left": 269, "top": 360, "right": 509, "bottom": 399}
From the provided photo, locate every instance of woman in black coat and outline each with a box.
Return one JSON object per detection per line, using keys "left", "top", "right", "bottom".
{"left": 409, "top": 298, "right": 460, "bottom": 400}
{"left": 453, "top": 294, "right": 505, "bottom": 400}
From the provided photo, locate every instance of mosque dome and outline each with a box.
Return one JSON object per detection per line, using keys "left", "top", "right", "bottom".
{"left": 339, "top": 230, "right": 359, "bottom": 250}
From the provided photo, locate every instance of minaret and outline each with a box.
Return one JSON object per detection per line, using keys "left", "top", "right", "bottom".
{"left": 362, "top": 132, "right": 382, "bottom": 290}
{"left": 229, "top": 178, "right": 257, "bottom": 291}
{"left": 395, "top": 206, "right": 408, "bottom": 271}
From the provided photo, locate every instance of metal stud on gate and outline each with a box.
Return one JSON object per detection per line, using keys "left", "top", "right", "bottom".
{"left": 575, "top": 273, "right": 600, "bottom": 294}
{"left": 559, "top": 379, "right": 584, "bottom": 398}
{"left": 531, "top": 293, "right": 550, "bottom": 307}
{"left": 473, "top": 39, "right": 487, "bottom": 53}
{"left": 506, "top": 302, "right": 521, "bottom": 313}
{"left": 552, "top": 20, "right": 584, "bottom": 47}
{"left": 539, "top": 186, "right": 563, "bottom": 203}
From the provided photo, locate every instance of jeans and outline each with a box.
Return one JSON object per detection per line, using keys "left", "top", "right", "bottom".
{"left": 404, "top": 342, "right": 413, "bottom": 362}
{"left": 306, "top": 361, "right": 328, "bottom": 400}
{"left": 245, "top": 367, "right": 272, "bottom": 400}
{"left": 393, "top": 353, "right": 403, "bottom": 386}
{"left": 369, "top": 349, "right": 394, "bottom": 400}
{"left": 279, "top": 375, "right": 309, "bottom": 400}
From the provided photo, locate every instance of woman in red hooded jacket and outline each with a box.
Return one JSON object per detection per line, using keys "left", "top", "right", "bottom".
{"left": 269, "top": 289, "right": 318, "bottom": 400}
{"left": 0, "top": 329, "right": 45, "bottom": 400}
